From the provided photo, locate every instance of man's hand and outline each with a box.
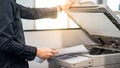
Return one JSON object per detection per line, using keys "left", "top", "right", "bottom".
{"left": 57, "top": 0, "right": 76, "bottom": 12}
{"left": 37, "top": 48, "right": 58, "bottom": 59}
{"left": 62, "top": 0, "right": 76, "bottom": 10}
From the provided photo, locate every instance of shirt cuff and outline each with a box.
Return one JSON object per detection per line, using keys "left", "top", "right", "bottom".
{"left": 24, "top": 45, "right": 37, "bottom": 61}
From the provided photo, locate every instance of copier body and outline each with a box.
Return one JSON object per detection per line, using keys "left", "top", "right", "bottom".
{"left": 48, "top": 2, "right": 120, "bottom": 68}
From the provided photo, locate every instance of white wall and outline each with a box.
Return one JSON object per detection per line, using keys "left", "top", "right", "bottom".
{"left": 24, "top": 31, "right": 62, "bottom": 48}
{"left": 80, "top": 0, "right": 97, "bottom": 3}
{"left": 92, "top": 0, "right": 97, "bottom": 3}
{"left": 24, "top": 31, "right": 62, "bottom": 68}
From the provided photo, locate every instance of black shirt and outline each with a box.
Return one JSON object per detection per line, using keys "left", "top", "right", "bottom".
{"left": 0, "top": 0, "right": 57, "bottom": 68}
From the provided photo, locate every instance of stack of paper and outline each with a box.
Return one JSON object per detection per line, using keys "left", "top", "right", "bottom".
{"left": 56, "top": 45, "right": 89, "bottom": 56}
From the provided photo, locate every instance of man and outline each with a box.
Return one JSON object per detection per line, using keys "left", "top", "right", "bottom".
{"left": 0, "top": 0, "right": 75, "bottom": 68}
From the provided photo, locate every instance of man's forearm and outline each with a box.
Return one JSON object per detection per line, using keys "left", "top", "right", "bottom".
{"left": 18, "top": 4, "right": 58, "bottom": 19}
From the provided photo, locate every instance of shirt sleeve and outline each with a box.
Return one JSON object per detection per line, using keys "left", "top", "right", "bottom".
{"left": 2, "top": 38, "right": 37, "bottom": 61}
{"left": 18, "top": 4, "right": 58, "bottom": 19}
{"left": 0, "top": 19, "right": 37, "bottom": 61}
{"left": 0, "top": 24, "right": 37, "bottom": 61}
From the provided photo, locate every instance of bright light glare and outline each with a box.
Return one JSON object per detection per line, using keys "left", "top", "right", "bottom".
{"left": 35, "top": 0, "right": 79, "bottom": 29}
{"left": 107, "top": 0, "right": 120, "bottom": 10}
{"left": 36, "top": 12, "right": 69, "bottom": 29}
{"left": 35, "top": 0, "right": 66, "bottom": 8}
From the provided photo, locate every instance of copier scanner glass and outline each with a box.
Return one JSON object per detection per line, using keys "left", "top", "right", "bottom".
{"left": 67, "top": 12, "right": 120, "bottom": 38}
{"left": 65, "top": 5, "right": 120, "bottom": 54}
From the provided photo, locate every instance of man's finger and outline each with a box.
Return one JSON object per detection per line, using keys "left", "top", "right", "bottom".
{"left": 51, "top": 49, "right": 59, "bottom": 54}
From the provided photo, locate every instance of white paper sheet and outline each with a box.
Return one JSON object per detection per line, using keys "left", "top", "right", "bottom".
{"left": 33, "top": 56, "right": 45, "bottom": 63}
{"left": 33, "top": 45, "right": 89, "bottom": 63}
{"left": 56, "top": 45, "right": 89, "bottom": 56}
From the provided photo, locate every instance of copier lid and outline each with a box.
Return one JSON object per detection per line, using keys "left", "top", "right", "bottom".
{"left": 65, "top": 4, "right": 120, "bottom": 38}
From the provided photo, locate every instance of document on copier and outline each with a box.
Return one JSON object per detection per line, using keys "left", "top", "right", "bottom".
{"left": 33, "top": 56, "right": 45, "bottom": 63}
{"left": 56, "top": 45, "right": 89, "bottom": 56}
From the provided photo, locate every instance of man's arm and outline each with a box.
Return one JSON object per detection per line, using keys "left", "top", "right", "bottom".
{"left": 18, "top": 4, "right": 58, "bottom": 19}
{"left": 18, "top": 0, "right": 76, "bottom": 20}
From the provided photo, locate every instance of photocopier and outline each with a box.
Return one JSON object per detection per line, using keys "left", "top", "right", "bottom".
{"left": 48, "top": 1, "right": 120, "bottom": 68}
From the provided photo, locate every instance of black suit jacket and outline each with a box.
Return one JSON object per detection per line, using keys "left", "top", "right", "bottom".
{"left": 0, "top": 0, "right": 57, "bottom": 68}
